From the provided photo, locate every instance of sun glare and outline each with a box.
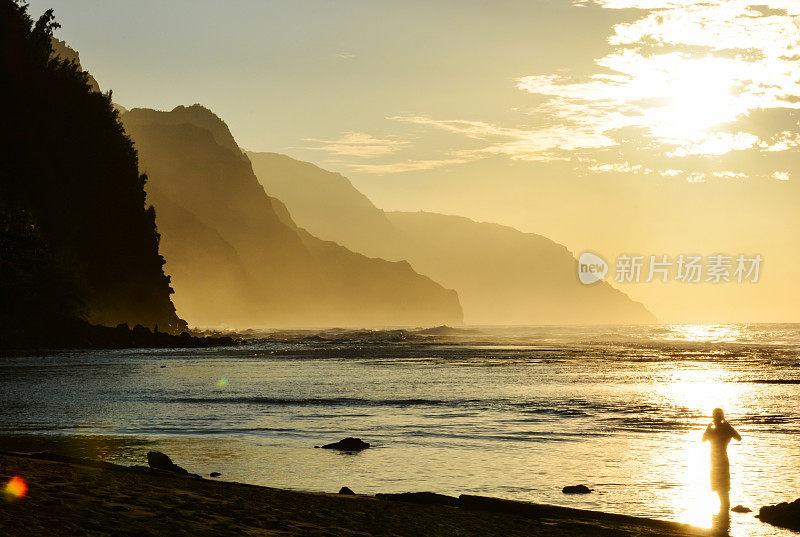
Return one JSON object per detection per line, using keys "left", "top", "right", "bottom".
{"left": 679, "top": 432, "right": 717, "bottom": 528}
{"left": 623, "top": 55, "right": 755, "bottom": 155}
{"left": 3, "top": 475, "right": 28, "bottom": 501}
{"left": 660, "top": 366, "right": 740, "bottom": 528}
{"left": 656, "top": 81, "right": 734, "bottom": 141}
{"left": 664, "top": 367, "right": 735, "bottom": 413}
{"left": 516, "top": 0, "right": 800, "bottom": 168}
{"left": 661, "top": 324, "right": 744, "bottom": 343}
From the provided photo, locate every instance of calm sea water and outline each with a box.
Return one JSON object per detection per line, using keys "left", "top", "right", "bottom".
{"left": 2, "top": 324, "right": 800, "bottom": 536}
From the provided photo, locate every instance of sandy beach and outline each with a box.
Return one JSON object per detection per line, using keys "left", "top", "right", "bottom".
{"left": 0, "top": 452, "right": 710, "bottom": 537}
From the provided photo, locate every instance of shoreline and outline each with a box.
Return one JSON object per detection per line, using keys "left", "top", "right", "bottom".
{"left": 0, "top": 319, "right": 237, "bottom": 351}
{"left": 0, "top": 451, "right": 710, "bottom": 536}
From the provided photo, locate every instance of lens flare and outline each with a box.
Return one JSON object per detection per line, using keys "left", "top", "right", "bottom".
{"left": 4, "top": 475, "right": 28, "bottom": 501}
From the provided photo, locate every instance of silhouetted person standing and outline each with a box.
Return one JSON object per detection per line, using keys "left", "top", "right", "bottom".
{"left": 702, "top": 408, "right": 741, "bottom": 513}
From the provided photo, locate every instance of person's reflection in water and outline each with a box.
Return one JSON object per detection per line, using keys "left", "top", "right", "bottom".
{"left": 702, "top": 407, "right": 741, "bottom": 522}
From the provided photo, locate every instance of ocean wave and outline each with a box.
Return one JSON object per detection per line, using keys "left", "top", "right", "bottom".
{"left": 600, "top": 417, "right": 699, "bottom": 433}
{"left": 162, "top": 395, "right": 698, "bottom": 422}
{"left": 166, "top": 396, "right": 467, "bottom": 407}
{"left": 741, "top": 379, "right": 800, "bottom": 384}
{"left": 737, "top": 414, "right": 794, "bottom": 425}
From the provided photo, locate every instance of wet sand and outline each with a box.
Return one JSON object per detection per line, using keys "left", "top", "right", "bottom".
{"left": 0, "top": 452, "right": 710, "bottom": 536}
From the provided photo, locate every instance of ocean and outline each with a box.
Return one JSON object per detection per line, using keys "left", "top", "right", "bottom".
{"left": 2, "top": 324, "right": 799, "bottom": 536}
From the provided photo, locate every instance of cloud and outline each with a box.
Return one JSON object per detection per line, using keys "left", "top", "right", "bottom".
{"left": 319, "top": 1, "right": 800, "bottom": 179}
{"left": 391, "top": 115, "right": 615, "bottom": 160}
{"left": 764, "top": 129, "right": 800, "bottom": 151}
{"left": 607, "top": 1, "right": 800, "bottom": 55}
{"left": 395, "top": 0, "right": 800, "bottom": 177}
{"left": 301, "top": 128, "right": 482, "bottom": 173}
{"left": 588, "top": 161, "right": 648, "bottom": 173}
{"left": 712, "top": 170, "right": 749, "bottom": 179}
{"left": 667, "top": 132, "right": 761, "bottom": 157}
{"left": 584, "top": 161, "right": 747, "bottom": 180}
{"left": 530, "top": 1, "right": 800, "bottom": 180}
{"left": 302, "top": 132, "right": 407, "bottom": 158}
{"left": 335, "top": 52, "right": 356, "bottom": 60}
{"left": 578, "top": 0, "right": 798, "bottom": 13}
{"left": 346, "top": 156, "right": 478, "bottom": 174}
{"left": 517, "top": 48, "right": 800, "bottom": 149}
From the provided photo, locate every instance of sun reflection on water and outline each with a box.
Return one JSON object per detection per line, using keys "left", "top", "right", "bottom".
{"left": 665, "top": 368, "right": 736, "bottom": 412}
{"left": 681, "top": 432, "right": 716, "bottom": 528}
{"left": 661, "top": 324, "right": 746, "bottom": 343}
{"left": 655, "top": 348, "right": 755, "bottom": 531}
{"left": 653, "top": 332, "right": 725, "bottom": 528}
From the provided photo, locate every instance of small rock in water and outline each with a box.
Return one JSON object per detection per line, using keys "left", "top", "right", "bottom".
{"left": 562, "top": 484, "right": 593, "bottom": 494}
{"left": 317, "top": 437, "right": 370, "bottom": 451}
{"left": 209, "top": 472, "right": 221, "bottom": 477}
{"left": 338, "top": 486, "right": 355, "bottom": 495}
{"left": 731, "top": 505, "right": 751, "bottom": 513}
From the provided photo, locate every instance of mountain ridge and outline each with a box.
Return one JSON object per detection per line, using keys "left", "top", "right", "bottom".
{"left": 247, "top": 151, "right": 401, "bottom": 260}
{"left": 247, "top": 151, "right": 655, "bottom": 325}
{"left": 122, "top": 106, "right": 464, "bottom": 328}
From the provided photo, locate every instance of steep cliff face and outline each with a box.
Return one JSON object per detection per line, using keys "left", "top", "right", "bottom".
{"left": 248, "top": 152, "right": 655, "bottom": 325}
{"left": 122, "top": 106, "right": 463, "bottom": 328}
{"left": 1, "top": 3, "right": 185, "bottom": 336}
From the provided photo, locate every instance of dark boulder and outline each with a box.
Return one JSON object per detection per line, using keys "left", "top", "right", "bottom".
{"left": 316, "top": 437, "right": 370, "bottom": 451}
{"left": 731, "top": 505, "right": 751, "bottom": 513}
{"left": 209, "top": 472, "right": 221, "bottom": 477}
{"left": 146, "top": 451, "right": 189, "bottom": 475}
{"left": 338, "top": 486, "right": 355, "bottom": 495}
{"left": 376, "top": 492, "right": 459, "bottom": 507}
{"left": 562, "top": 484, "right": 593, "bottom": 494}
{"left": 758, "top": 499, "right": 800, "bottom": 531}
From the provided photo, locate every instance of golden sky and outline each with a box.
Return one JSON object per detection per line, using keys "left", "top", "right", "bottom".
{"left": 36, "top": 0, "right": 800, "bottom": 322}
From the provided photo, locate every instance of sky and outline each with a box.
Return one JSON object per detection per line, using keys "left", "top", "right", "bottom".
{"left": 30, "top": 0, "right": 800, "bottom": 322}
